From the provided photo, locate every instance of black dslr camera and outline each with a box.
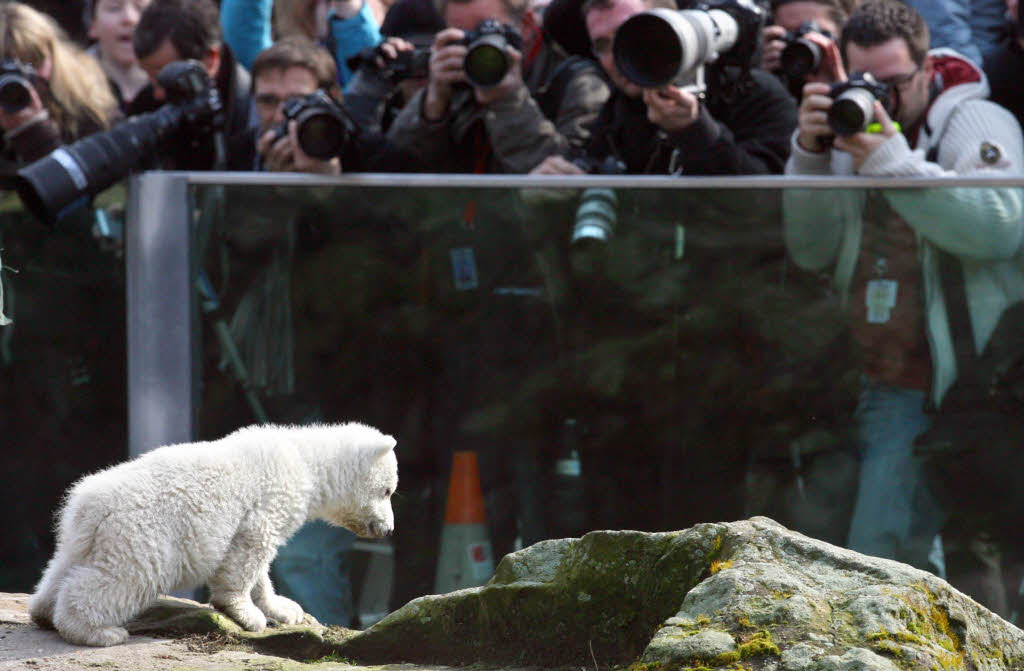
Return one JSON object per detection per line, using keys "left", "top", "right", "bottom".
{"left": 13, "top": 60, "right": 224, "bottom": 223}
{"left": 779, "top": 21, "right": 833, "bottom": 81}
{"left": 347, "top": 41, "right": 432, "bottom": 82}
{"left": 0, "top": 59, "right": 37, "bottom": 114}
{"left": 460, "top": 19, "right": 523, "bottom": 88}
{"left": 271, "top": 89, "right": 357, "bottom": 160}
{"left": 827, "top": 72, "right": 893, "bottom": 136}
{"left": 388, "top": 46, "right": 431, "bottom": 81}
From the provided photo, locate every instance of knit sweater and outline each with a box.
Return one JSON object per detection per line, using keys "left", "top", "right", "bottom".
{"left": 782, "top": 49, "right": 1024, "bottom": 406}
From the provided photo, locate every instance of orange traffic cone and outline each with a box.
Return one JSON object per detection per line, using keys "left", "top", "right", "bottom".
{"left": 434, "top": 450, "right": 495, "bottom": 593}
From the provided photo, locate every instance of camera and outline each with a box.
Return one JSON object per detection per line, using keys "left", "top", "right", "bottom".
{"left": 779, "top": 21, "right": 832, "bottom": 81}
{"left": 12, "top": 60, "right": 224, "bottom": 224}
{"left": 827, "top": 72, "right": 893, "bottom": 136}
{"left": 612, "top": 0, "right": 765, "bottom": 90}
{"left": 347, "top": 40, "right": 432, "bottom": 82}
{"left": 388, "top": 46, "right": 431, "bottom": 81}
{"left": 0, "top": 59, "right": 37, "bottom": 114}
{"left": 269, "top": 89, "right": 357, "bottom": 160}
{"left": 460, "top": 19, "right": 523, "bottom": 88}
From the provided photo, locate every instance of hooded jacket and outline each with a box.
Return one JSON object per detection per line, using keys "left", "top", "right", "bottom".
{"left": 782, "top": 50, "right": 1024, "bottom": 406}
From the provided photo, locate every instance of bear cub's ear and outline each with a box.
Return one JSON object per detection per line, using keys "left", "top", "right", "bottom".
{"left": 370, "top": 435, "right": 397, "bottom": 455}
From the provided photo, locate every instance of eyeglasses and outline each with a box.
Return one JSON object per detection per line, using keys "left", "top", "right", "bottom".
{"left": 875, "top": 67, "right": 920, "bottom": 90}
{"left": 255, "top": 93, "right": 301, "bottom": 109}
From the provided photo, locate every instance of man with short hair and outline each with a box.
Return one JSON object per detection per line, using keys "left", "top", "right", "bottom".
{"left": 783, "top": 0, "right": 1024, "bottom": 581}
{"left": 534, "top": 0, "right": 797, "bottom": 175}
{"left": 127, "top": 0, "right": 253, "bottom": 168}
{"left": 385, "top": 0, "right": 611, "bottom": 172}
{"left": 240, "top": 37, "right": 345, "bottom": 173}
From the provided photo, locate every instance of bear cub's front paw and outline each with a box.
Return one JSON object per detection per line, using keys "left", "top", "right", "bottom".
{"left": 261, "top": 595, "right": 305, "bottom": 625}
{"left": 216, "top": 600, "right": 268, "bottom": 632}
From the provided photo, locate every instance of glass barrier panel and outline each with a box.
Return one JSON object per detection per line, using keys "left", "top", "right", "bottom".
{"left": 182, "top": 177, "right": 1024, "bottom": 627}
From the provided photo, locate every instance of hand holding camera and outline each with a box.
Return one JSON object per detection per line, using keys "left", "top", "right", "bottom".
{"left": 642, "top": 85, "right": 701, "bottom": 132}
{"left": 258, "top": 90, "right": 353, "bottom": 174}
{"left": 258, "top": 120, "right": 340, "bottom": 174}
{"left": 796, "top": 71, "right": 898, "bottom": 165}
{"left": 832, "top": 97, "right": 898, "bottom": 169}
{"left": 349, "top": 37, "right": 430, "bottom": 82}
{"left": 423, "top": 20, "right": 524, "bottom": 120}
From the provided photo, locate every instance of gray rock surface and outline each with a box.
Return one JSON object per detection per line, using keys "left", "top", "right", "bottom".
{"left": 341, "top": 517, "right": 1024, "bottom": 670}
{"left": 4, "top": 518, "right": 1023, "bottom": 671}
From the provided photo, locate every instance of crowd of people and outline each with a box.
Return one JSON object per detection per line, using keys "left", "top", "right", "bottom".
{"left": 2, "top": 0, "right": 1024, "bottom": 632}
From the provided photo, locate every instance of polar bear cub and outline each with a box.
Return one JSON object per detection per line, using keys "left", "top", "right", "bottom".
{"left": 29, "top": 422, "right": 398, "bottom": 647}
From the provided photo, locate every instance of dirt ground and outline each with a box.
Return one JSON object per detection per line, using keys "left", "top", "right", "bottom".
{"left": 0, "top": 593, "right": 357, "bottom": 671}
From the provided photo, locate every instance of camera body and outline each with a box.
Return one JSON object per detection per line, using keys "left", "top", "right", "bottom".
{"left": 348, "top": 42, "right": 432, "bottom": 82}
{"left": 459, "top": 19, "right": 523, "bottom": 88}
{"left": 389, "top": 46, "right": 431, "bottom": 81}
{"left": 271, "top": 89, "right": 356, "bottom": 160}
{"left": 779, "top": 21, "right": 832, "bottom": 81}
{"left": 827, "top": 72, "right": 893, "bottom": 136}
{"left": 0, "top": 59, "right": 37, "bottom": 114}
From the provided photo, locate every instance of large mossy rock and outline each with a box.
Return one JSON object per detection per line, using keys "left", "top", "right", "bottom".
{"left": 337, "top": 517, "right": 1024, "bottom": 670}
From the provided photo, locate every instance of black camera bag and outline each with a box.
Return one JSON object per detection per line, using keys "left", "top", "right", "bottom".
{"left": 914, "top": 249, "right": 1024, "bottom": 543}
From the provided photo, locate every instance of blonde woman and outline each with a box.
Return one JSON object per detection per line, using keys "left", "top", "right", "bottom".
{"left": 0, "top": 2, "right": 117, "bottom": 168}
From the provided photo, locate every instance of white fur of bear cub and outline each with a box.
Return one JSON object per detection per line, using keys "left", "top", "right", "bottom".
{"left": 29, "top": 422, "right": 398, "bottom": 647}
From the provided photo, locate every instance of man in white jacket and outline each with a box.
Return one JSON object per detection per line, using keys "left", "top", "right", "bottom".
{"left": 782, "top": 0, "right": 1024, "bottom": 580}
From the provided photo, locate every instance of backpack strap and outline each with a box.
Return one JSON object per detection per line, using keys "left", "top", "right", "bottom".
{"left": 536, "top": 55, "right": 602, "bottom": 122}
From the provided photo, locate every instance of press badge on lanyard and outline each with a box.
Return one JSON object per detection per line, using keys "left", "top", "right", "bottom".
{"left": 866, "top": 257, "right": 897, "bottom": 324}
{"left": 450, "top": 247, "right": 479, "bottom": 291}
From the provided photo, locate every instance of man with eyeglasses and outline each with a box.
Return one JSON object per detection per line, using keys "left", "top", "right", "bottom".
{"left": 245, "top": 37, "right": 347, "bottom": 173}
{"left": 533, "top": 0, "right": 796, "bottom": 175}
{"left": 783, "top": 0, "right": 1023, "bottom": 596}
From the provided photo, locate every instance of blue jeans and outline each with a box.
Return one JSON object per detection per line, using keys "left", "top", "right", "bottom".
{"left": 846, "top": 381, "right": 945, "bottom": 571}
{"left": 270, "top": 521, "right": 356, "bottom": 626}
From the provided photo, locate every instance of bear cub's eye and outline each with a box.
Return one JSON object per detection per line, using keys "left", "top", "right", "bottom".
{"left": 384, "top": 488, "right": 393, "bottom": 498}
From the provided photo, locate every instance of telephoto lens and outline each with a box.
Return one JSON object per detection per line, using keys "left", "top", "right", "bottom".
{"left": 571, "top": 188, "right": 618, "bottom": 245}
{"left": 12, "top": 60, "right": 223, "bottom": 224}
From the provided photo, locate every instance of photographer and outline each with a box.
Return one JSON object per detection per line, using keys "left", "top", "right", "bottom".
{"left": 384, "top": 0, "right": 611, "bottom": 173}
{"left": 239, "top": 37, "right": 348, "bottom": 173}
{"left": 761, "top": 0, "right": 846, "bottom": 98}
{"left": 783, "top": 0, "right": 1024, "bottom": 601}
{"left": 0, "top": 2, "right": 117, "bottom": 171}
{"left": 534, "top": 0, "right": 797, "bottom": 176}
{"left": 128, "top": 0, "right": 253, "bottom": 169}
{"left": 344, "top": 0, "right": 444, "bottom": 135}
